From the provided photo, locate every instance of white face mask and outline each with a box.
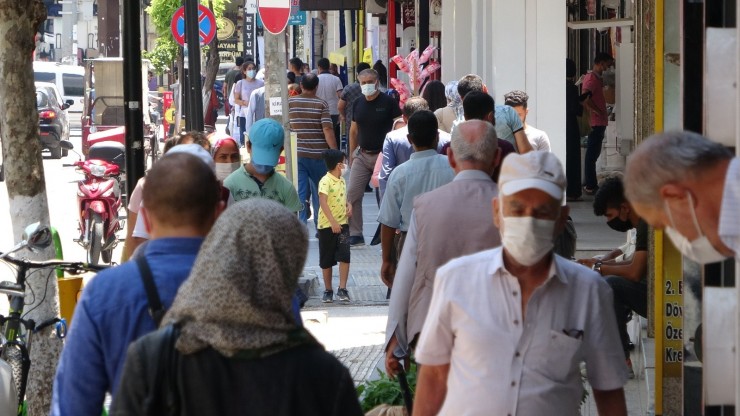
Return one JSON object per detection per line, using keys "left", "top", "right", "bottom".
{"left": 361, "top": 83, "right": 377, "bottom": 96}
{"left": 215, "top": 162, "right": 241, "bottom": 181}
{"left": 501, "top": 214, "right": 555, "bottom": 266}
{"left": 664, "top": 193, "right": 728, "bottom": 264}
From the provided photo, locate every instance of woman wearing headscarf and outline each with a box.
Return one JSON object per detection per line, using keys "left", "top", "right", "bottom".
{"left": 111, "top": 199, "right": 363, "bottom": 416}
{"left": 434, "top": 80, "right": 463, "bottom": 133}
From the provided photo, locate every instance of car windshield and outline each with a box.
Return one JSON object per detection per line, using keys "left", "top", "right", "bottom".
{"left": 36, "top": 91, "right": 49, "bottom": 108}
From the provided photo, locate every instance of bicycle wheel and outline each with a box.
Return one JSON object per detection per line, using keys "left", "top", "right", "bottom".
{"left": 1, "top": 343, "right": 28, "bottom": 412}
{"left": 88, "top": 212, "right": 103, "bottom": 265}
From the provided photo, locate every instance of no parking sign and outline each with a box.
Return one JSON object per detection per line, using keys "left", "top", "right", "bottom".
{"left": 170, "top": 5, "right": 217, "bottom": 47}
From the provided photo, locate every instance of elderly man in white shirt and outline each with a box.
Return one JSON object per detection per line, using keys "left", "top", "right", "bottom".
{"left": 414, "top": 151, "right": 628, "bottom": 416}
{"left": 624, "top": 130, "right": 738, "bottom": 263}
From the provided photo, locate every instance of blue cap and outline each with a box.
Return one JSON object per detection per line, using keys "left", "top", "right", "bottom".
{"left": 248, "top": 118, "right": 284, "bottom": 166}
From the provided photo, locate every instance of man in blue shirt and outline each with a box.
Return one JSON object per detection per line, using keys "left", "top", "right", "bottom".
{"left": 377, "top": 110, "right": 454, "bottom": 287}
{"left": 51, "top": 152, "right": 224, "bottom": 416}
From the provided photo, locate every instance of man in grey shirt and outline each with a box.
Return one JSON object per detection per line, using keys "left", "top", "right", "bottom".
{"left": 316, "top": 57, "right": 344, "bottom": 145}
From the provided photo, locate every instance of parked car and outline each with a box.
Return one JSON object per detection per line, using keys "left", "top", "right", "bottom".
{"left": 33, "top": 61, "right": 85, "bottom": 120}
{"left": 36, "top": 82, "right": 72, "bottom": 159}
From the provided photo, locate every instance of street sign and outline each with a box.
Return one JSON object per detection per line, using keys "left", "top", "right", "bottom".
{"left": 170, "top": 5, "right": 217, "bottom": 47}
{"left": 258, "top": 0, "right": 291, "bottom": 35}
{"left": 289, "top": 0, "right": 306, "bottom": 25}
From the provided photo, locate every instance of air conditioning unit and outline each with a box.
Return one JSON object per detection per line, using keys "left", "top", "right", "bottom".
{"left": 366, "top": 0, "right": 387, "bottom": 14}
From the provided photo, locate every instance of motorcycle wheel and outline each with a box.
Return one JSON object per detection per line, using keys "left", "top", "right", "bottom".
{"left": 88, "top": 212, "right": 103, "bottom": 265}
{"left": 101, "top": 235, "right": 115, "bottom": 264}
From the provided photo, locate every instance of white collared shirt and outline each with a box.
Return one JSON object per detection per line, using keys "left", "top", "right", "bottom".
{"left": 719, "top": 157, "right": 740, "bottom": 258}
{"left": 415, "top": 247, "right": 627, "bottom": 416}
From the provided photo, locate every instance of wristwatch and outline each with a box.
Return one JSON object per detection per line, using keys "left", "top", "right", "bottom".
{"left": 592, "top": 261, "right": 603, "bottom": 275}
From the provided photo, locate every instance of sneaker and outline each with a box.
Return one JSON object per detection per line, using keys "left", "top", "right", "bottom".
{"left": 322, "top": 290, "right": 334, "bottom": 303}
{"left": 626, "top": 358, "right": 635, "bottom": 379}
{"left": 349, "top": 236, "right": 365, "bottom": 247}
{"left": 337, "top": 288, "right": 351, "bottom": 302}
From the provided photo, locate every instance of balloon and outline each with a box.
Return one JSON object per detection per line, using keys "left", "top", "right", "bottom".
{"left": 420, "top": 61, "right": 442, "bottom": 81}
{"left": 419, "top": 45, "right": 437, "bottom": 65}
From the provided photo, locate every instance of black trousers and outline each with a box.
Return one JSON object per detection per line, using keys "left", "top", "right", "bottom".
{"left": 605, "top": 276, "right": 648, "bottom": 359}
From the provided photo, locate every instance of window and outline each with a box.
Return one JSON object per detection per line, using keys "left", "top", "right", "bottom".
{"left": 36, "top": 91, "right": 49, "bottom": 108}
{"left": 62, "top": 73, "right": 84, "bottom": 96}
{"left": 34, "top": 71, "right": 55, "bottom": 83}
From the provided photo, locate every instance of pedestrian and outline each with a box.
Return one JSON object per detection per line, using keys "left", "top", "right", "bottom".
{"left": 624, "top": 130, "right": 738, "bottom": 262}
{"left": 582, "top": 52, "right": 615, "bottom": 195}
{"left": 223, "top": 57, "right": 245, "bottom": 128}
{"left": 504, "top": 89, "right": 551, "bottom": 151}
{"left": 434, "top": 80, "right": 463, "bottom": 133}
{"left": 373, "top": 60, "right": 389, "bottom": 92}
{"left": 147, "top": 70, "right": 157, "bottom": 92}
{"left": 384, "top": 120, "right": 501, "bottom": 377}
{"left": 289, "top": 57, "right": 304, "bottom": 85}
{"left": 377, "top": 110, "right": 454, "bottom": 287}
{"left": 338, "top": 62, "right": 372, "bottom": 127}
{"left": 288, "top": 73, "right": 338, "bottom": 228}
{"left": 111, "top": 199, "right": 364, "bottom": 416}
{"left": 566, "top": 58, "right": 584, "bottom": 201}
{"left": 318, "top": 149, "right": 352, "bottom": 303}
{"left": 413, "top": 150, "right": 628, "bottom": 416}
{"left": 316, "top": 57, "right": 345, "bottom": 154}
{"left": 346, "top": 68, "right": 403, "bottom": 246}
{"left": 244, "top": 83, "right": 266, "bottom": 134}
{"left": 52, "top": 152, "right": 224, "bottom": 416}
{"left": 458, "top": 74, "right": 533, "bottom": 153}
{"left": 420, "top": 80, "right": 447, "bottom": 113}
{"left": 378, "top": 97, "right": 451, "bottom": 199}
{"left": 223, "top": 119, "right": 303, "bottom": 213}
{"left": 577, "top": 177, "right": 648, "bottom": 377}
{"left": 461, "top": 91, "right": 516, "bottom": 182}
{"left": 210, "top": 134, "right": 241, "bottom": 181}
{"left": 234, "top": 62, "right": 265, "bottom": 146}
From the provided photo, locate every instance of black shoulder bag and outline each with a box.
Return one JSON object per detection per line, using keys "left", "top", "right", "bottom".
{"left": 135, "top": 256, "right": 166, "bottom": 326}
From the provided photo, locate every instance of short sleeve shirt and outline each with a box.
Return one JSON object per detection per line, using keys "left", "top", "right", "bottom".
{"left": 494, "top": 105, "right": 525, "bottom": 151}
{"left": 340, "top": 83, "right": 363, "bottom": 122}
{"left": 288, "top": 95, "right": 334, "bottom": 159}
{"left": 317, "top": 173, "right": 347, "bottom": 229}
{"left": 223, "top": 166, "right": 302, "bottom": 212}
{"left": 582, "top": 71, "right": 608, "bottom": 126}
{"left": 316, "top": 73, "right": 344, "bottom": 115}
{"left": 415, "top": 248, "right": 628, "bottom": 415}
{"left": 352, "top": 93, "right": 403, "bottom": 152}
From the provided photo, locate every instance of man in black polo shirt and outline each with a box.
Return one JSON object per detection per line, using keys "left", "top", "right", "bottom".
{"left": 347, "top": 68, "right": 402, "bottom": 246}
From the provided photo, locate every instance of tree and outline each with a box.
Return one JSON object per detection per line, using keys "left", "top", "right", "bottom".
{"left": 0, "top": 1, "right": 62, "bottom": 414}
{"left": 145, "top": 0, "right": 226, "bottom": 122}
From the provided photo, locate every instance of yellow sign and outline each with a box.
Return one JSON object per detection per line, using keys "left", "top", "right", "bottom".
{"left": 217, "top": 17, "right": 236, "bottom": 40}
{"left": 362, "top": 48, "right": 373, "bottom": 64}
{"left": 165, "top": 107, "right": 176, "bottom": 124}
{"left": 329, "top": 52, "right": 345, "bottom": 66}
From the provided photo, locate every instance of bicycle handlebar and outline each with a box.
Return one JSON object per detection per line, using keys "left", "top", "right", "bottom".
{"left": 0, "top": 253, "right": 109, "bottom": 274}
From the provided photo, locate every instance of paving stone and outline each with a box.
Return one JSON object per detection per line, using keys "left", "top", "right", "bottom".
{"left": 331, "top": 344, "right": 385, "bottom": 384}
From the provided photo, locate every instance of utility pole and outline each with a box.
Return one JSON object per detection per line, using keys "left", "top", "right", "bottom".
{"left": 344, "top": 10, "right": 355, "bottom": 84}
{"left": 122, "top": 0, "right": 145, "bottom": 197}
{"left": 264, "top": 30, "right": 293, "bottom": 184}
{"left": 184, "top": 0, "right": 204, "bottom": 131}
{"left": 60, "top": 0, "right": 77, "bottom": 62}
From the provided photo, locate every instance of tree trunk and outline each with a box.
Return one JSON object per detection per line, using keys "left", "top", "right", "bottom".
{"left": 201, "top": 0, "right": 220, "bottom": 122}
{"left": 0, "top": 1, "right": 61, "bottom": 415}
{"left": 264, "top": 30, "right": 293, "bottom": 184}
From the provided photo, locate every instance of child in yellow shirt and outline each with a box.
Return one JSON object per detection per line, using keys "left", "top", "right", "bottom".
{"left": 318, "top": 149, "right": 352, "bottom": 303}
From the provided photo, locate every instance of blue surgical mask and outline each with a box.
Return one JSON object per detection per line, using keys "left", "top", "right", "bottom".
{"left": 247, "top": 70, "right": 256, "bottom": 79}
{"left": 252, "top": 163, "right": 274, "bottom": 175}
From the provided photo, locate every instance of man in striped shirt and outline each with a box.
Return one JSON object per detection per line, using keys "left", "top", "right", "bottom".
{"left": 289, "top": 73, "right": 338, "bottom": 227}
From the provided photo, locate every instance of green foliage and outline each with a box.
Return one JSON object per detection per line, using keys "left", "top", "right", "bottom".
{"left": 144, "top": 0, "right": 230, "bottom": 73}
{"left": 356, "top": 363, "right": 417, "bottom": 413}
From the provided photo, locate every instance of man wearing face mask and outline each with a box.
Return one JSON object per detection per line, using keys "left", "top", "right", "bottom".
{"left": 223, "top": 119, "right": 302, "bottom": 213}
{"left": 577, "top": 177, "right": 648, "bottom": 376}
{"left": 413, "top": 151, "right": 628, "bottom": 416}
{"left": 347, "top": 68, "right": 403, "bottom": 246}
{"left": 624, "top": 131, "right": 737, "bottom": 263}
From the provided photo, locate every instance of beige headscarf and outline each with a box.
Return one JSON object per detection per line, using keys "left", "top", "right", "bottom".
{"left": 163, "top": 198, "right": 315, "bottom": 358}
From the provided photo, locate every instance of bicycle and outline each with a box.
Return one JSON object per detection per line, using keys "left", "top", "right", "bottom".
{"left": 0, "top": 223, "right": 107, "bottom": 416}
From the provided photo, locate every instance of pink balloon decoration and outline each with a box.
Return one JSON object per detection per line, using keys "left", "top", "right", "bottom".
{"left": 420, "top": 61, "right": 441, "bottom": 81}
{"left": 391, "top": 55, "right": 410, "bottom": 74}
{"left": 419, "top": 45, "right": 436, "bottom": 65}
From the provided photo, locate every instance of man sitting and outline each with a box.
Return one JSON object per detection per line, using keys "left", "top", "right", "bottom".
{"left": 577, "top": 177, "right": 648, "bottom": 376}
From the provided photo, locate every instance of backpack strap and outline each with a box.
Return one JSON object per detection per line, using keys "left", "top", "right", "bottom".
{"left": 135, "top": 256, "right": 165, "bottom": 327}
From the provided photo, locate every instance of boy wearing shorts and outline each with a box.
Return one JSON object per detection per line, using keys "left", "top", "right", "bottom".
{"left": 318, "top": 149, "right": 352, "bottom": 303}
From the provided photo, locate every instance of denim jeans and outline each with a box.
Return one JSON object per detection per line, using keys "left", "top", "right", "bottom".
{"left": 605, "top": 276, "right": 647, "bottom": 358}
{"left": 297, "top": 157, "right": 328, "bottom": 227}
{"left": 583, "top": 125, "right": 606, "bottom": 190}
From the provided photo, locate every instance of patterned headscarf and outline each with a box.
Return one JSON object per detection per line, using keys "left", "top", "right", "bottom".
{"left": 445, "top": 80, "right": 464, "bottom": 120}
{"left": 209, "top": 134, "right": 239, "bottom": 158}
{"left": 163, "top": 199, "right": 316, "bottom": 358}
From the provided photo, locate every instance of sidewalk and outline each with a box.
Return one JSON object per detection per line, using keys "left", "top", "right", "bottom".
{"left": 301, "top": 190, "right": 654, "bottom": 414}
